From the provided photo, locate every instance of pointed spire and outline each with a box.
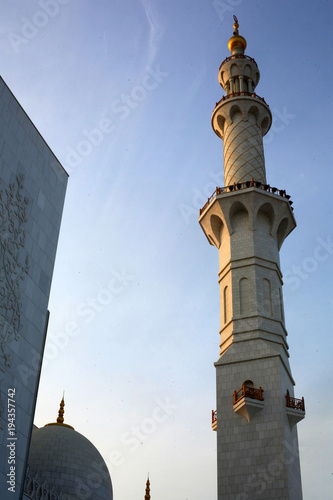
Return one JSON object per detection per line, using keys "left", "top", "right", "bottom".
{"left": 144, "top": 475, "right": 150, "bottom": 500}
{"left": 45, "top": 394, "right": 74, "bottom": 430}
{"left": 56, "top": 396, "right": 65, "bottom": 424}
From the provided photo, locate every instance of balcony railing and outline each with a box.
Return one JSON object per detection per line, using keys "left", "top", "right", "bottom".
{"left": 219, "top": 54, "right": 258, "bottom": 69}
{"left": 233, "top": 384, "right": 264, "bottom": 405}
{"left": 199, "top": 180, "right": 293, "bottom": 216}
{"left": 211, "top": 410, "right": 217, "bottom": 431}
{"left": 214, "top": 91, "right": 268, "bottom": 109}
{"left": 212, "top": 410, "right": 217, "bottom": 423}
{"left": 286, "top": 390, "right": 305, "bottom": 411}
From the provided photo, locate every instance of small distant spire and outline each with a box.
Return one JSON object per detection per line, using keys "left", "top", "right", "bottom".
{"left": 56, "top": 396, "right": 65, "bottom": 424}
{"left": 144, "top": 475, "right": 150, "bottom": 500}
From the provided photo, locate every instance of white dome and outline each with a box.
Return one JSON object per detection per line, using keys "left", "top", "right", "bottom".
{"left": 27, "top": 424, "right": 113, "bottom": 500}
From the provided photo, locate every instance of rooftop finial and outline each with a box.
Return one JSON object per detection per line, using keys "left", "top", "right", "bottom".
{"left": 233, "top": 15, "right": 239, "bottom": 35}
{"left": 56, "top": 396, "right": 65, "bottom": 424}
{"left": 44, "top": 394, "right": 74, "bottom": 430}
{"left": 144, "top": 475, "right": 150, "bottom": 500}
{"left": 228, "top": 15, "right": 247, "bottom": 54}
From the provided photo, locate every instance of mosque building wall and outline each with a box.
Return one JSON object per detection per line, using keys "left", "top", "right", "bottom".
{"left": 0, "top": 77, "right": 68, "bottom": 499}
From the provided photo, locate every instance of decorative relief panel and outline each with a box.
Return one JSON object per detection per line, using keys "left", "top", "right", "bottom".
{"left": 0, "top": 173, "right": 29, "bottom": 421}
{"left": 24, "top": 466, "right": 66, "bottom": 500}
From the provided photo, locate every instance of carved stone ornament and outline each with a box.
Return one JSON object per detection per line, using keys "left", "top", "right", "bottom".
{"left": 0, "top": 173, "right": 29, "bottom": 421}
{"left": 0, "top": 173, "right": 29, "bottom": 358}
{"left": 24, "top": 465, "right": 68, "bottom": 500}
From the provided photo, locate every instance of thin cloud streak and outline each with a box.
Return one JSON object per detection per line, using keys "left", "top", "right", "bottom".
{"left": 140, "top": 0, "right": 164, "bottom": 69}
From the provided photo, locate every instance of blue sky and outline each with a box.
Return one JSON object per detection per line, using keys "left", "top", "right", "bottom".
{"left": 1, "top": 0, "right": 332, "bottom": 498}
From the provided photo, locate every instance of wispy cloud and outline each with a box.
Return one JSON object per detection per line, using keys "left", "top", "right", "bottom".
{"left": 140, "top": 0, "right": 164, "bottom": 68}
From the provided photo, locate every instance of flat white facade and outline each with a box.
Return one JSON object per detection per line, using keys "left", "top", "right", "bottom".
{"left": 0, "top": 77, "right": 67, "bottom": 499}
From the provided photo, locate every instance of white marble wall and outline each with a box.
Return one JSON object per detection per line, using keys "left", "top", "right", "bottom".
{"left": 215, "top": 353, "right": 303, "bottom": 499}
{"left": 0, "top": 77, "right": 68, "bottom": 499}
{"left": 199, "top": 186, "right": 304, "bottom": 499}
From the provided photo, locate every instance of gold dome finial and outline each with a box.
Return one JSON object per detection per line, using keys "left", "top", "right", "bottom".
{"left": 228, "top": 15, "right": 247, "bottom": 54}
{"left": 45, "top": 394, "right": 74, "bottom": 430}
{"left": 144, "top": 475, "right": 150, "bottom": 500}
{"left": 57, "top": 396, "right": 65, "bottom": 424}
{"left": 233, "top": 15, "right": 239, "bottom": 35}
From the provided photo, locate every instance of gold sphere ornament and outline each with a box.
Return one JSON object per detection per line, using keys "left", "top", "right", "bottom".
{"left": 228, "top": 15, "right": 247, "bottom": 53}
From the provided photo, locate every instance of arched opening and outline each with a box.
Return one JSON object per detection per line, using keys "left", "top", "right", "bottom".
{"left": 248, "top": 105, "right": 259, "bottom": 126}
{"left": 263, "top": 278, "right": 273, "bottom": 316}
{"left": 257, "top": 202, "right": 275, "bottom": 232}
{"left": 217, "top": 115, "right": 225, "bottom": 134}
{"left": 230, "top": 104, "right": 242, "bottom": 124}
{"left": 243, "top": 64, "right": 252, "bottom": 78}
{"left": 210, "top": 214, "right": 223, "bottom": 247}
{"left": 229, "top": 201, "right": 249, "bottom": 233}
{"left": 279, "top": 288, "right": 285, "bottom": 323}
{"left": 223, "top": 286, "right": 229, "bottom": 324}
{"left": 277, "top": 218, "right": 289, "bottom": 249}
{"left": 254, "top": 71, "right": 260, "bottom": 86}
{"left": 230, "top": 63, "right": 240, "bottom": 77}
{"left": 239, "top": 278, "right": 250, "bottom": 316}
{"left": 261, "top": 116, "right": 269, "bottom": 134}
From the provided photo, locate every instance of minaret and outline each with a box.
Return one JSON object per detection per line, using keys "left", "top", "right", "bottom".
{"left": 199, "top": 17, "right": 305, "bottom": 499}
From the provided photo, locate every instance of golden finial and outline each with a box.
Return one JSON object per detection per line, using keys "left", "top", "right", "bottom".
{"left": 228, "top": 15, "right": 247, "bottom": 54}
{"left": 57, "top": 396, "right": 65, "bottom": 424}
{"left": 144, "top": 475, "right": 150, "bottom": 500}
{"left": 233, "top": 15, "right": 239, "bottom": 35}
{"left": 45, "top": 394, "right": 74, "bottom": 430}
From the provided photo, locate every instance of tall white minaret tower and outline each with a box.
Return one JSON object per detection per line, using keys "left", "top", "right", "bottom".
{"left": 200, "top": 17, "right": 305, "bottom": 499}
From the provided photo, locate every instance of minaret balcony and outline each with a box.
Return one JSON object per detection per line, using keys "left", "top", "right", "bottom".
{"left": 219, "top": 53, "right": 258, "bottom": 69}
{"left": 212, "top": 410, "right": 217, "bottom": 431}
{"left": 199, "top": 181, "right": 293, "bottom": 216}
{"left": 286, "top": 390, "right": 305, "bottom": 427}
{"left": 234, "top": 384, "right": 264, "bottom": 404}
{"left": 233, "top": 384, "right": 264, "bottom": 423}
{"left": 214, "top": 91, "right": 268, "bottom": 109}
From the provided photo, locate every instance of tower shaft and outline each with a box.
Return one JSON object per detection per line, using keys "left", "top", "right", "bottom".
{"left": 199, "top": 17, "right": 304, "bottom": 499}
